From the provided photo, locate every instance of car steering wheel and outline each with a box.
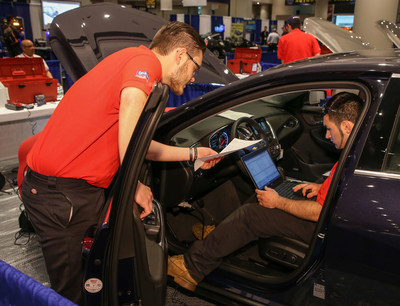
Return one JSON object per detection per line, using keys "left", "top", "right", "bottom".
{"left": 230, "top": 117, "right": 281, "bottom": 172}
{"left": 230, "top": 117, "right": 268, "bottom": 143}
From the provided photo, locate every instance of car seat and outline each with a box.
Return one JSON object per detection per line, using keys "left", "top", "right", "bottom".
{"left": 258, "top": 236, "right": 309, "bottom": 269}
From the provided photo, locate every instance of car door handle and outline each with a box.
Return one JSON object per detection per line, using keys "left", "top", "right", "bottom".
{"left": 142, "top": 199, "right": 164, "bottom": 243}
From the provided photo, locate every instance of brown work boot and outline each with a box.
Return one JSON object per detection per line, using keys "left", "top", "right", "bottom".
{"left": 192, "top": 223, "right": 215, "bottom": 240}
{"left": 168, "top": 255, "right": 198, "bottom": 291}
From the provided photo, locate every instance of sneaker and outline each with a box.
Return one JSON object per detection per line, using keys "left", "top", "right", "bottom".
{"left": 192, "top": 223, "right": 215, "bottom": 240}
{"left": 168, "top": 255, "right": 197, "bottom": 291}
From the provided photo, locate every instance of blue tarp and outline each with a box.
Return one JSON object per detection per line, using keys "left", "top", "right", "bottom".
{"left": 0, "top": 260, "right": 76, "bottom": 306}
{"left": 167, "top": 83, "right": 224, "bottom": 107}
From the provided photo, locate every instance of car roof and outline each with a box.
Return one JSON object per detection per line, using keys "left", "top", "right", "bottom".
{"left": 258, "top": 49, "right": 400, "bottom": 78}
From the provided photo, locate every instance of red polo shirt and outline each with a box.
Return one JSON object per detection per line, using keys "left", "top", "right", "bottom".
{"left": 27, "top": 46, "right": 162, "bottom": 188}
{"left": 317, "top": 162, "right": 338, "bottom": 205}
{"left": 278, "top": 29, "right": 320, "bottom": 64}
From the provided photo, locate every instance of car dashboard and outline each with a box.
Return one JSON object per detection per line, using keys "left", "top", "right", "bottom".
{"left": 156, "top": 102, "right": 303, "bottom": 208}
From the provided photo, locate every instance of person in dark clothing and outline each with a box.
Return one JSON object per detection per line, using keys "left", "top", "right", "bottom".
{"left": 2, "top": 17, "right": 23, "bottom": 57}
{"left": 260, "top": 26, "right": 269, "bottom": 45}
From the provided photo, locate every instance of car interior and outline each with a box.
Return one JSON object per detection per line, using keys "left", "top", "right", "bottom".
{"left": 148, "top": 85, "right": 364, "bottom": 287}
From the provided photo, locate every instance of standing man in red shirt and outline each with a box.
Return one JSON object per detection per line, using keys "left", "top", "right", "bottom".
{"left": 277, "top": 16, "right": 320, "bottom": 64}
{"left": 21, "top": 21, "right": 220, "bottom": 304}
{"left": 168, "top": 92, "right": 363, "bottom": 292}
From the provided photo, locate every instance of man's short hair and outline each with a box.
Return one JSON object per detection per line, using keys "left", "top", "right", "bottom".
{"left": 150, "top": 21, "right": 206, "bottom": 56}
{"left": 286, "top": 16, "right": 301, "bottom": 29}
{"left": 323, "top": 92, "right": 364, "bottom": 125}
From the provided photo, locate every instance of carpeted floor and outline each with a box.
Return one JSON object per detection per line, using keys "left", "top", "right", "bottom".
{"left": 0, "top": 158, "right": 215, "bottom": 306}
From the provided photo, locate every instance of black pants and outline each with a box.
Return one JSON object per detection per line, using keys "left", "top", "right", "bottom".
{"left": 21, "top": 169, "right": 105, "bottom": 305}
{"left": 6, "top": 43, "right": 20, "bottom": 57}
{"left": 268, "top": 43, "right": 278, "bottom": 51}
{"left": 184, "top": 202, "right": 316, "bottom": 282}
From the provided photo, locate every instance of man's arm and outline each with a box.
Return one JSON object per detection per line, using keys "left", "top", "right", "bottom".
{"left": 46, "top": 70, "right": 53, "bottom": 79}
{"left": 119, "top": 87, "right": 148, "bottom": 163}
{"left": 256, "top": 187, "right": 322, "bottom": 222}
{"left": 41, "top": 58, "right": 54, "bottom": 79}
{"left": 118, "top": 87, "right": 221, "bottom": 219}
{"left": 148, "top": 141, "right": 221, "bottom": 169}
{"left": 119, "top": 87, "right": 151, "bottom": 218}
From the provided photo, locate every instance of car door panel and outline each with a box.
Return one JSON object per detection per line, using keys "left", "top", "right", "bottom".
{"left": 83, "top": 84, "right": 169, "bottom": 306}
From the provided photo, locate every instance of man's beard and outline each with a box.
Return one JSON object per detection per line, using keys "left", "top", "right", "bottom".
{"left": 169, "top": 62, "right": 191, "bottom": 96}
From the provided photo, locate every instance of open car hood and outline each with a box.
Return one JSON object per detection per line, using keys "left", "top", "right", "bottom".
{"left": 49, "top": 2, "right": 237, "bottom": 84}
{"left": 378, "top": 20, "right": 400, "bottom": 48}
{"left": 303, "top": 17, "right": 372, "bottom": 53}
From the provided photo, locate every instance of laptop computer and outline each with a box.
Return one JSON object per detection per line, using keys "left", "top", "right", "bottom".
{"left": 240, "top": 148, "right": 304, "bottom": 200}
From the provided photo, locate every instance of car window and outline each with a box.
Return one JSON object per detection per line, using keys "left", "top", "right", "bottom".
{"left": 171, "top": 86, "right": 362, "bottom": 151}
{"left": 358, "top": 77, "right": 400, "bottom": 172}
{"left": 384, "top": 106, "right": 400, "bottom": 173}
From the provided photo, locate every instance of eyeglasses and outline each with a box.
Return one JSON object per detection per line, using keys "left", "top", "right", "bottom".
{"left": 186, "top": 51, "right": 200, "bottom": 76}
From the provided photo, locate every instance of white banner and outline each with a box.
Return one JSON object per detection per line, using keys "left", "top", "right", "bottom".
{"left": 160, "top": 0, "right": 172, "bottom": 11}
{"left": 182, "top": 0, "right": 207, "bottom": 7}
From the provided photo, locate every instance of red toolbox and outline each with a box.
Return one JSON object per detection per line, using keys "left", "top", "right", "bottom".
{"left": 0, "top": 57, "right": 57, "bottom": 104}
{"left": 227, "top": 47, "right": 262, "bottom": 75}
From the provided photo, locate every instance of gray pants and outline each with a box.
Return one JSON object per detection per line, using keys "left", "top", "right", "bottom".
{"left": 21, "top": 169, "right": 105, "bottom": 305}
{"left": 184, "top": 202, "right": 316, "bottom": 282}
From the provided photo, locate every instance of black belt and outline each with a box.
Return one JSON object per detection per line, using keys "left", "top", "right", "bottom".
{"left": 26, "top": 168, "right": 92, "bottom": 189}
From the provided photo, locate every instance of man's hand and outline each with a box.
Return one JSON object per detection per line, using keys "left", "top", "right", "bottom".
{"left": 256, "top": 186, "right": 322, "bottom": 221}
{"left": 255, "top": 187, "right": 281, "bottom": 208}
{"left": 135, "top": 181, "right": 153, "bottom": 220}
{"left": 292, "top": 183, "right": 321, "bottom": 199}
{"left": 196, "top": 147, "right": 223, "bottom": 170}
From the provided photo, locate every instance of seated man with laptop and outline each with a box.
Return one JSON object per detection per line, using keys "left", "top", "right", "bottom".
{"left": 168, "top": 91, "right": 364, "bottom": 292}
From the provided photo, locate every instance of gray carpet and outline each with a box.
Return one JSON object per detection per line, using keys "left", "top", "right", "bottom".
{"left": 0, "top": 159, "right": 215, "bottom": 306}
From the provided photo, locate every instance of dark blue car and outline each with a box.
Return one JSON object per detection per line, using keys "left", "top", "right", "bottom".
{"left": 51, "top": 3, "right": 400, "bottom": 305}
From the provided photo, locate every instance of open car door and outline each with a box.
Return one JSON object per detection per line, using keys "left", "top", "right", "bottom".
{"left": 83, "top": 83, "right": 169, "bottom": 306}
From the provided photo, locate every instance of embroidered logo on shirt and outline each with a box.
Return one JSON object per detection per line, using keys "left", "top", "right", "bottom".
{"left": 136, "top": 71, "right": 149, "bottom": 80}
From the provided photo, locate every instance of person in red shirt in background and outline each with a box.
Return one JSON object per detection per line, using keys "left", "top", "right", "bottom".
{"left": 278, "top": 15, "right": 320, "bottom": 64}
{"left": 168, "top": 92, "right": 363, "bottom": 292}
{"left": 21, "top": 21, "right": 220, "bottom": 304}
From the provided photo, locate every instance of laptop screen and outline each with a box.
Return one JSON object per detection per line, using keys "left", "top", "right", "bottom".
{"left": 241, "top": 149, "right": 281, "bottom": 190}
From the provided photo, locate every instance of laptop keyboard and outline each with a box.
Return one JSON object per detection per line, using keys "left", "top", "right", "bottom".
{"left": 274, "top": 181, "right": 304, "bottom": 200}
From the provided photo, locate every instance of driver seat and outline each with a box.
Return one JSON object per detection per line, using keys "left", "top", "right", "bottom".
{"left": 258, "top": 236, "right": 309, "bottom": 269}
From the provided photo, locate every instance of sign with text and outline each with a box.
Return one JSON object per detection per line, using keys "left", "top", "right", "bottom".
{"left": 231, "top": 23, "right": 244, "bottom": 39}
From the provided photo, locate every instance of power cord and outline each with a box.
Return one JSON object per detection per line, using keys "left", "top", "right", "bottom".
{"left": 14, "top": 203, "right": 35, "bottom": 246}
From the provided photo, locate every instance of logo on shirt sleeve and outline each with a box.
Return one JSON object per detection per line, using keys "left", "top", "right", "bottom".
{"left": 136, "top": 71, "right": 149, "bottom": 80}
